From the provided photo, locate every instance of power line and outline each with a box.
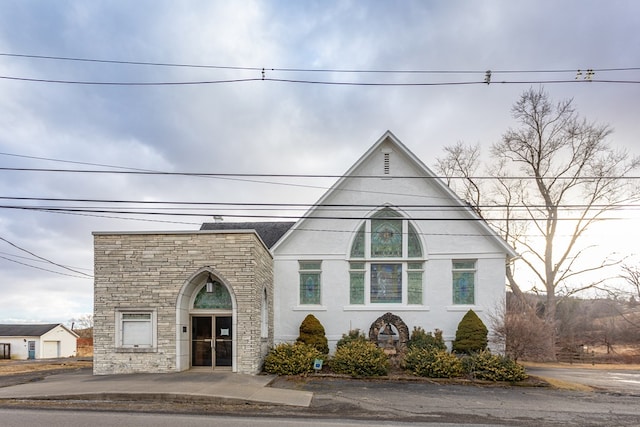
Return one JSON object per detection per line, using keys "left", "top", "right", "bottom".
{"left": 2, "top": 52, "right": 639, "bottom": 75}
{"left": 1, "top": 166, "right": 639, "bottom": 180}
{"left": 0, "top": 204, "right": 628, "bottom": 223}
{"left": 1, "top": 196, "right": 640, "bottom": 211}
{"left": 0, "top": 255, "right": 92, "bottom": 279}
{"left": 0, "top": 236, "right": 93, "bottom": 278}
{"left": 1, "top": 74, "right": 639, "bottom": 86}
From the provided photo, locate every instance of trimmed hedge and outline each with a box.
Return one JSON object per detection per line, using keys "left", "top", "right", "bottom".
{"left": 402, "top": 347, "right": 464, "bottom": 378}
{"left": 297, "top": 314, "right": 329, "bottom": 354}
{"left": 263, "top": 342, "right": 323, "bottom": 375}
{"left": 336, "top": 329, "right": 368, "bottom": 349}
{"left": 452, "top": 310, "right": 488, "bottom": 354}
{"left": 408, "top": 327, "right": 446, "bottom": 351}
{"left": 462, "top": 350, "right": 528, "bottom": 382}
{"left": 329, "top": 340, "right": 389, "bottom": 377}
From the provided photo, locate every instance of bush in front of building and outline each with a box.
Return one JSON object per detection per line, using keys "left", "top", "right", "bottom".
{"left": 402, "top": 347, "right": 464, "bottom": 378}
{"left": 452, "top": 309, "right": 488, "bottom": 354}
{"left": 329, "top": 340, "right": 389, "bottom": 377}
{"left": 297, "top": 314, "right": 329, "bottom": 354}
{"left": 335, "top": 329, "right": 368, "bottom": 349}
{"left": 407, "top": 326, "right": 447, "bottom": 351}
{"left": 263, "top": 342, "right": 323, "bottom": 375}
{"left": 461, "top": 350, "right": 528, "bottom": 382}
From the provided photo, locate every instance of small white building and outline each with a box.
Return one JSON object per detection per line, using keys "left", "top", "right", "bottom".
{"left": 0, "top": 324, "right": 78, "bottom": 360}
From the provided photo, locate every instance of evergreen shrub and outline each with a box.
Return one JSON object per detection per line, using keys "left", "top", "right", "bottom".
{"left": 329, "top": 340, "right": 389, "bottom": 377}
{"left": 336, "top": 329, "right": 368, "bottom": 349}
{"left": 462, "top": 350, "right": 528, "bottom": 382}
{"left": 452, "top": 310, "right": 488, "bottom": 354}
{"left": 297, "top": 314, "right": 329, "bottom": 354}
{"left": 408, "top": 326, "right": 446, "bottom": 351}
{"left": 263, "top": 342, "right": 323, "bottom": 375}
{"left": 402, "top": 347, "right": 464, "bottom": 378}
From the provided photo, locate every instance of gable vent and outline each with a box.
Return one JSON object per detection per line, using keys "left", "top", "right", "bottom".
{"left": 383, "top": 152, "right": 390, "bottom": 175}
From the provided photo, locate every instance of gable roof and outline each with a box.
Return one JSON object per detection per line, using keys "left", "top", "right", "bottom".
{"left": 199, "top": 221, "right": 295, "bottom": 249}
{"left": 0, "top": 323, "right": 66, "bottom": 337}
{"left": 271, "top": 130, "right": 517, "bottom": 257}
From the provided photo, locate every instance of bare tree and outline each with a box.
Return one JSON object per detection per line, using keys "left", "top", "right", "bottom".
{"left": 438, "top": 87, "right": 640, "bottom": 358}
{"left": 70, "top": 314, "right": 94, "bottom": 338}
{"left": 490, "top": 295, "right": 552, "bottom": 361}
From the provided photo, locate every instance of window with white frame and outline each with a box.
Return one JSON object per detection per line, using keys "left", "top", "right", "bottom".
{"left": 117, "top": 309, "right": 156, "bottom": 349}
{"left": 452, "top": 260, "right": 476, "bottom": 305}
{"left": 299, "top": 261, "right": 322, "bottom": 305}
{"left": 349, "top": 207, "right": 424, "bottom": 305}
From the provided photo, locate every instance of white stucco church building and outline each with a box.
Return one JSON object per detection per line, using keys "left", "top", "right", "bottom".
{"left": 93, "top": 131, "right": 517, "bottom": 375}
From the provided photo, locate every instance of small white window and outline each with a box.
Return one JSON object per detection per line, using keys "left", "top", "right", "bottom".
{"left": 117, "top": 310, "right": 156, "bottom": 349}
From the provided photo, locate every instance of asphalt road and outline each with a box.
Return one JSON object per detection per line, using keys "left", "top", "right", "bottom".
{"left": 0, "top": 409, "right": 488, "bottom": 427}
{"left": 2, "top": 364, "right": 640, "bottom": 426}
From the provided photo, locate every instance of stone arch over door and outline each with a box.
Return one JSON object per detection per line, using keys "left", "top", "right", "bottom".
{"left": 368, "top": 312, "right": 410, "bottom": 353}
{"left": 175, "top": 267, "right": 237, "bottom": 372}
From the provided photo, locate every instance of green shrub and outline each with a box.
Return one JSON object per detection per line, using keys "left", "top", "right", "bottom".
{"left": 452, "top": 310, "right": 488, "bottom": 354}
{"left": 263, "top": 342, "right": 323, "bottom": 375}
{"left": 402, "top": 347, "right": 464, "bottom": 378}
{"left": 329, "top": 340, "right": 389, "bottom": 377}
{"left": 297, "top": 314, "right": 329, "bottom": 354}
{"left": 336, "top": 329, "right": 368, "bottom": 349}
{"left": 462, "top": 350, "right": 528, "bottom": 382}
{"left": 408, "top": 327, "right": 446, "bottom": 351}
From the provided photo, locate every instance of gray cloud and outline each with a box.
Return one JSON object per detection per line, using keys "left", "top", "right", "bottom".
{"left": 0, "top": 0, "right": 638, "bottom": 322}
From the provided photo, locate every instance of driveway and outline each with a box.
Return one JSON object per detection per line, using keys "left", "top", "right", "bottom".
{"left": 524, "top": 364, "right": 640, "bottom": 394}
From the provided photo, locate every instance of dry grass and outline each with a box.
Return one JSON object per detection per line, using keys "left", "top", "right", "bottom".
{"left": 0, "top": 359, "right": 92, "bottom": 375}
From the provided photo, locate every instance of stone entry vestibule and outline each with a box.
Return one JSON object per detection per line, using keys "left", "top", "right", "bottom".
{"left": 93, "top": 230, "right": 274, "bottom": 375}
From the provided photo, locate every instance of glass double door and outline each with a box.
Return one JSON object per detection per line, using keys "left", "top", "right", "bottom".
{"left": 191, "top": 315, "right": 232, "bottom": 368}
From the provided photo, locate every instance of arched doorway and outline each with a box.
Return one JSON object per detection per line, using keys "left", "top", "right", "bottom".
{"left": 176, "top": 269, "right": 237, "bottom": 372}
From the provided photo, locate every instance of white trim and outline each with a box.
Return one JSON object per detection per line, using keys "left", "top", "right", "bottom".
{"left": 343, "top": 305, "right": 430, "bottom": 312}
{"left": 292, "top": 305, "right": 327, "bottom": 311}
{"left": 446, "top": 306, "right": 483, "bottom": 312}
{"left": 115, "top": 308, "right": 157, "bottom": 352}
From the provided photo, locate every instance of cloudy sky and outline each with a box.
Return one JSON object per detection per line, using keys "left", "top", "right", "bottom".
{"left": 0, "top": 1, "right": 639, "bottom": 323}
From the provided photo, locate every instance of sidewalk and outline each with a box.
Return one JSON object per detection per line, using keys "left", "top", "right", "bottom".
{"left": 0, "top": 369, "right": 313, "bottom": 407}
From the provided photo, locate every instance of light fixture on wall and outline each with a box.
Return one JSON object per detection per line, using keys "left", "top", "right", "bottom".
{"left": 205, "top": 274, "right": 214, "bottom": 293}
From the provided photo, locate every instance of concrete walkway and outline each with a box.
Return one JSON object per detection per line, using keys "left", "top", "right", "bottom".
{"left": 0, "top": 370, "right": 313, "bottom": 407}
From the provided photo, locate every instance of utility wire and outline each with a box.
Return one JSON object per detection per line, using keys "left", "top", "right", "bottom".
{"left": 0, "top": 255, "right": 92, "bottom": 279}
{"left": 0, "top": 236, "right": 93, "bottom": 277}
{"left": 1, "top": 166, "right": 639, "bottom": 180}
{"left": 2, "top": 52, "right": 639, "bottom": 75}
{"left": 1, "top": 74, "right": 639, "bottom": 86}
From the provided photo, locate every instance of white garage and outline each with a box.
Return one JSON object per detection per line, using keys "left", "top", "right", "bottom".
{"left": 0, "top": 324, "right": 78, "bottom": 360}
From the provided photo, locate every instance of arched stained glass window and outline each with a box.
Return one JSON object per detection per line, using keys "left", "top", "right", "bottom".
{"left": 348, "top": 208, "right": 425, "bottom": 305}
{"left": 193, "top": 280, "right": 232, "bottom": 309}
{"left": 408, "top": 223, "right": 423, "bottom": 258}
{"left": 350, "top": 224, "right": 365, "bottom": 258}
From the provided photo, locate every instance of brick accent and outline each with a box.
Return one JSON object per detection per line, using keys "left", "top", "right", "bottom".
{"left": 93, "top": 231, "right": 273, "bottom": 375}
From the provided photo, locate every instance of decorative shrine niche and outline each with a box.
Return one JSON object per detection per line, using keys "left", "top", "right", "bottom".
{"left": 368, "top": 312, "right": 409, "bottom": 356}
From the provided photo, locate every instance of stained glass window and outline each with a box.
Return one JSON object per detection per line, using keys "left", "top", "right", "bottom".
{"left": 194, "top": 280, "right": 232, "bottom": 309}
{"left": 371, "top": 264, "right": 402, "bottom": 303}
{"left": 408, "top": 262, "right": 423, "bottom": 304}
{"left": 350, "top": 225, "right": 365, "bottom": 258}
{"left": 408, "top": 223, "right": 423, "bottom": 258}
{"left": 453, "top": 260, "right": 476, "bottom": 305}
{"left": 299, "top": 261, "right": 321, "bottom": 305}
{"left": 371, "top": 219, "right": 402, "bottom": 257}
{"left": 348, "top": 208, "right": 425, "bottom": 306}
{"left": 349, "top": 262, "right": 365, "bottom": 304}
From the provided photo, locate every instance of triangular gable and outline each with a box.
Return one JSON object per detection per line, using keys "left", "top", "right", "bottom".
{"left": 272, "top": 130, "right": 517, "bottom": 258}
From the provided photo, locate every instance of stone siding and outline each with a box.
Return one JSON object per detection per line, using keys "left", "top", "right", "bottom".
{"left": 93, "top": 231, "right": 273, "bottom": 375}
